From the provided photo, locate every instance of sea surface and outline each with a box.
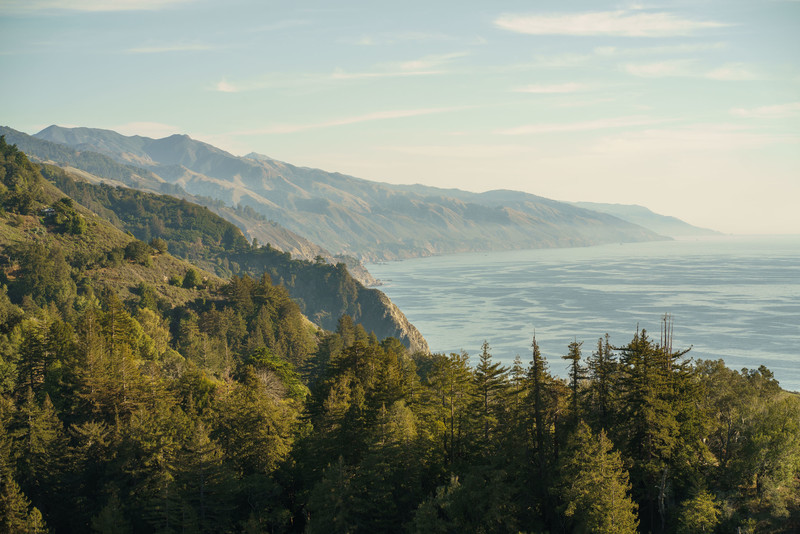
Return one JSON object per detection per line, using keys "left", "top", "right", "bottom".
{"left": 368, "top": 235, "right": 800, "bottom": 392}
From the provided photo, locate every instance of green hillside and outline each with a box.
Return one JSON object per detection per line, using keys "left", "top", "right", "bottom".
{"left": 36, "top": 164, "right": 425, "bottom": 351}
{"left": 0, "top": 126, "right": 359, "bottom": 274}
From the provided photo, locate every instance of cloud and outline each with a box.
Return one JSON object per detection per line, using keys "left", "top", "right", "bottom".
{"left": 591, "top": 124, "right": 797, "bottom": 154}
{"left": 215, "top": 53, "right": 466, "bottom": 93}
{"left": 392, "top": 52, "right": 467, "bottom": 71}
{"left": 513, "top": 82, "right": 587, "bottom": 94}
{"left": 623, "top": 59, "right": 695, "bottom": 77}
{"left": 329, "top": 69, "right": 442, "bottom": 80}
{"left": 331, "top": 52, "right": 466, "bottom": 80}
{"left": 731, "top": 102, "right": 800, "bottom": 119}
{"left": 594, "top": 42, "right": 727, "bottom": 57}
{"left": 494, "top": 10, "right": 730, "bottom": 37}
{"left": 349, "top": 31, "right": 456, "bottom": 46}
{"left": 496, "top": 116, "right": 665, "bottom": 135}
{"left": 622, "top": 60, "right": 757, "bottom": 80}
{"left": 112, "top": 121, "right": 181, "bottom": 137}
{"left": 1, "top": 0, "right": 193, "bottom": 12}
{"left": 231, "top": 106, "right": 470, "bottom": 135}
{"left": 215, "top": 79, "right": 239, "bottom": 93}
{"left": 705, "top": 63, "right": 757, "bottom": 80}
{"left": 380, "top": 144, "right": 535, "bottom": 159}
{"left": 127, "top": 43, "right": 214, "bottom": 54}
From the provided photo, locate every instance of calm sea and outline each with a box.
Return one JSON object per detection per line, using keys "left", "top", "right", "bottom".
{"left": 368, "top": 236, "right": 800, "bottom": 392}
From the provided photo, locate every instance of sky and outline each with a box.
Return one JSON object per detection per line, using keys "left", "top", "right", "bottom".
{"left": 1, "top": 0, "right": 799, "bottom": 235}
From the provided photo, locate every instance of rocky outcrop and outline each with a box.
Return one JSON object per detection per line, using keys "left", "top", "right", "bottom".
{"left": 354, "top": 287, "right": 429, "bottom": 354}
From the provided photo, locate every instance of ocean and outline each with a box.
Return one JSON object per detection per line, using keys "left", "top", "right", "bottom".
{"left": 368, "top": 235, "right": 800, "bottom": 392}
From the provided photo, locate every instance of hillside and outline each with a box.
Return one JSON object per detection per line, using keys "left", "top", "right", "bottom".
{"left": 572, "top": 201, "right": 721, "bottom": 237}
{"left": 0, "top": 139, "right": 225, "bottom": 310}
{"left": 34, "top": 162, "right": 424, "bottom": 351}
{"left": 0, "top": 126, "right": 375, "bottom": 283}
{"left": 32, "top": 125, "right": 666, "bottom": 261}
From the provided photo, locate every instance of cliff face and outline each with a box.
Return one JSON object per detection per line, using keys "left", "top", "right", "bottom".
{"left": 354, "top": 287, "right": 429, "bottom": 354}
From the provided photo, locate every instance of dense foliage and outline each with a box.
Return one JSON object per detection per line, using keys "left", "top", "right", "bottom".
{"left": 0, "top": 137, "right": 798, "bottom": 533}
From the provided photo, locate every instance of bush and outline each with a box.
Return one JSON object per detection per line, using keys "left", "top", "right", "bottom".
{"left": 149, "top": 237, "right": 168, "bottom": 254}
{"left": 124, "top": 240, "right": 152, "bottom": 266}
{"left": 182, "top": 268, "right": 202, "bottom": 289}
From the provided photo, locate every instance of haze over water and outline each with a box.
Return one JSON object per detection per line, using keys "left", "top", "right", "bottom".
{"left": 369, "top": 235, "right": 800, "bottom": 392}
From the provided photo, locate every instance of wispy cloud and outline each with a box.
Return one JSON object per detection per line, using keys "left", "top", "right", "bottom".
{"left": 591, "top": 124, "right": 797, "bottom": 153}
{"left": 381, "top": 144, "right": 535, "bottom": 159}
{"left": 349, "top": 31, "right": 456, "bottom": 46}
{"left": 705, "top": 63, "right": 758, "bottom": 81}
{"left": 230, "top": 106, "right": 470, "bottom": 135}
{"left": 329, "top": 69, "right": 442, "bottom": 81}
{"left": 623, "top": 59, "right": 696, "bottom": 78}
{"left": 731, "top": 102, "right": 800, "bottom": 119}
{"left": 332, "top": 52, "right": 467, "bottom": 79}
{"left": 1, "top": 0, "right": 193, "bottom": 12}
{"left": 513, "top": 82, "right": 587, "bottom": 94}
{"left": 494, "top": 10, "right": 731, "bottom": 38}
{"left": 127, "top": 43, "right": 214, "bottom": 54}
{"left": 623, "top": 60, "right": 758, "bottom": 80}
{"left": 496, "top": 115, "right": 665, "bottom": 135}
{"left": 391, "top": 52, "right": 467, "bottom": 71}
{"left": 214, "top": 52, "right": 466, "bottom": 93}
{"left": 594, "top": 42, "right": 727, "bottom": 57}
{"left": 216, "top": 79, "right": 239, "bottom": 93}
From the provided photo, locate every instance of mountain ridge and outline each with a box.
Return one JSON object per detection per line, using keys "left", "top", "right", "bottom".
{"left": 1, "top": 125, "right": 381, "bottom": 285}
{"left": 32, "top": 125, "right": 669, "bottom": 262}
{"left": 571, "top": 201, "right": 720, "bottom": 237}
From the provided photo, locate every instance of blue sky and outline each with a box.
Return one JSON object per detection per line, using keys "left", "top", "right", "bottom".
{"left": 1, "top": 0, "right": 798, "bottom": 234}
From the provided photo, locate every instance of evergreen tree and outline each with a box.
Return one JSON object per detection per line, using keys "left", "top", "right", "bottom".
{"left": 676, "top": 489, "right": 720, "bottom": 533}
{"left": 562, "top": 339, "right": 584, "bottom": 425}
{"left": 586, "top": 334, "right": 616, "bottom": 432}
{"left": 173, "top": 420, "right": 233, "bottom": 533}
{"left": 556, "top": 422, "right": 638, "bottom": 534}
{"left": 472, "top": 341, "right": 507, "bottom": 451}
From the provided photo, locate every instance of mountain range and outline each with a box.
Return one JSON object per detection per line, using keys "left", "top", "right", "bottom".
{"left": 572, "top": 202, "right": 719, "bottom": 238}
{"left": 27, "top": 125, "right": 670, "bottom": 261}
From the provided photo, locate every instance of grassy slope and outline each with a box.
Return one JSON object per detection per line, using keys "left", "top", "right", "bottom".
{"left": 0, "top": 158, "right": 221, "bottom": 309}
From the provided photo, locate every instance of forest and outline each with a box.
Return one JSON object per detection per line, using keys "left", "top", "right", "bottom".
{"left": 0, "top": 137, "right": 798, "bottom": 533}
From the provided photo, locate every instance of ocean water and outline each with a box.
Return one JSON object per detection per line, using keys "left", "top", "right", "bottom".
{"left": 368, "top": 236, "right": 800, "bottom": 392}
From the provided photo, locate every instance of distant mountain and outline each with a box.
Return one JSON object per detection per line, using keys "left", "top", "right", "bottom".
{"left": 33, "top": 125, "right": 667, "bottom": 261}
{"left": 571, "top": 202, "right": 720, "bottom": 238}
{"left": 1, "top": 125, "right": 378, "bottom": 285}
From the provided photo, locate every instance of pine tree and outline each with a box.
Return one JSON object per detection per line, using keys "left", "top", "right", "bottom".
{"left": 586, "top": 334, "right": 616, "bottom": 432}
{"left": 616, "top": 328, "right": 689, "bottom": 532}
{"left": 473, "top": 341, "right": 507, "bottom": 449}
{"left": 0, "top": 477, "right": 33, "bottom": 534}
{"left": 556, "top": 422, "right": 639, "bottom": 534}
{"left": 423, "top": 351, "right": 475, "bottom": 466}
{"left": 676, "top": 489, "right": 720, "bottom": 533}
{"left": 562, "top": 339, "right": 584, "bottom": 424}
{"left": 173, "top": 420, "right": 233, "bottom": 533}
{"left": 11, "top": 391, "right": 66, "bottom": 514}
{"left": 528, "top": 336, "right": 549, "bottom": 474}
